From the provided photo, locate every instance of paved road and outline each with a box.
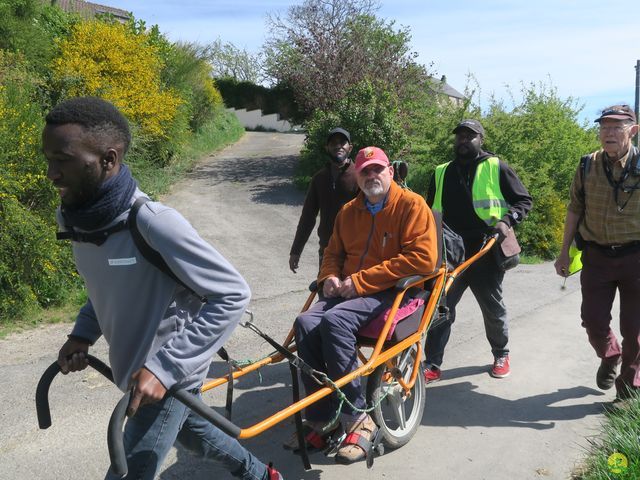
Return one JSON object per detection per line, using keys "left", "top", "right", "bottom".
{"left": 0, "top": 132, "right": 615, "bottom": 479}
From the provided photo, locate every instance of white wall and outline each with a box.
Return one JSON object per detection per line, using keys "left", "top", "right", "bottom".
{"left": 227, "top": 108, "right": 302, "bottom": 132}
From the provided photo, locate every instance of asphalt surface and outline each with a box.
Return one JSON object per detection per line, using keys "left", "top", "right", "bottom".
{"left": 0, "top": 132, "right": 618, "bottom": 479}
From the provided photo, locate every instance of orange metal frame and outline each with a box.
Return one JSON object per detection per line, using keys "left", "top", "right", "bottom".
{"left": 200, "top": 237, "right": 496, "bottom": 439}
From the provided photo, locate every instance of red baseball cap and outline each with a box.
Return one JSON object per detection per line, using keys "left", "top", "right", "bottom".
{"left": 355, "top": 146, "right": 390, "bottom": 172}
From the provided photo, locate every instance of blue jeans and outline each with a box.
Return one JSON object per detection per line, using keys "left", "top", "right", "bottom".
{"left": 294, "top": 291, "right": 394, "bottom": 421}
{"left": 104, "top": 389, "right": 268, "bottom": 480}
{"left": 425, "top": 252, "right": 508, "bottom": 368}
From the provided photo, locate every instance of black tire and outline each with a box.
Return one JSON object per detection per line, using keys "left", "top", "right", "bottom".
{"left": 365, "top": 344, "right": 425, "bottom": 449}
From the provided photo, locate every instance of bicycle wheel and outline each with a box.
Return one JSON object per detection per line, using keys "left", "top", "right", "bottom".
{"left": 365, "top": 344, "right": 425, "bottom": 449}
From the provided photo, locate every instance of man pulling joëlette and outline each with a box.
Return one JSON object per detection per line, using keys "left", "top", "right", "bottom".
{"left": 45, "top": 96, "right": 282, "bottom": 480}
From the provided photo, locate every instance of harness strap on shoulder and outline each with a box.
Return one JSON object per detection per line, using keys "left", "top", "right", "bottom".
{"left": 129, "top": 197, "right": 206, "bottom": 302}
{"left": 56, "top": 220, "right": 128, "bottom": 246}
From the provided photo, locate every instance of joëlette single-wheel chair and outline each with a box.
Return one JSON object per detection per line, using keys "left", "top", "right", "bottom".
{"left": 36, "top": 213, "right": 497, "bottom": 476}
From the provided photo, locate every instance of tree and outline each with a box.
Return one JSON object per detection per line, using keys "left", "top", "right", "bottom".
{"left": 295, "top": 80, "right": 408, "bottom": 186}
{"left": 206, "top": 39, "right": 262, "bottom": 83}
{"left": 0, "top": 0, "right": 76, "bottom": 74}
{"left": 263, "top": 0, "right": 425, "bottom": 116}
{"left": 481, "top": 82, "right": 599, "bottom": 258}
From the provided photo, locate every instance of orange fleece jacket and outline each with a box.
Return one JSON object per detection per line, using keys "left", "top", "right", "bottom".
{"left": 319, "top": 181, "right": 438, "bottom": 295}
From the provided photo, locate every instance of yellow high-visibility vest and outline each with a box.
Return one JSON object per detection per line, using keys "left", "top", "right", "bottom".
{"left": 432, "top": 157, "right": 508, "bottom": 226}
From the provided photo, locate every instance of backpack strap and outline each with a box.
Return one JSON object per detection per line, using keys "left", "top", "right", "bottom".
{"left": 56, "top": 220, "right": 128, "bottom": 245}
{"left": 129, "top": 197, "right": 205, "bottom": 301}
{"left": 578, "top": 153, "right": 594, "bottom": 198}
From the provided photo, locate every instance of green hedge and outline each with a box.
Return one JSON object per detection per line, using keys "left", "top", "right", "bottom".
{"left": 296, "top": 80, "right": 407, "bottom": 187}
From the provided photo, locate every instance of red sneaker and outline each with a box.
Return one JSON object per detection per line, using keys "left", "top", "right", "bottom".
{"left": 423, "top": 366, "right": 442, "bottom": 384}
{"left": 491, "top": 355, "right": 510, "bottom": 378}
{"left": 267, "top": 463, "right": 283, "bottom": 480}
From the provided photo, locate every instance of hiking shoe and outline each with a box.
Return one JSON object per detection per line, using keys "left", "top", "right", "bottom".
{"left": 282, "top": 419, "right": 339, "bottom": 452}
{"left": 423, "top": 366, "right": 442, "bottom": 384}
{"left": 267, "top": 462, "right": 284, "bottom": 480}
{"left": 335, "top": 415, "right": 378, "bottom": 465}
{"left": 596, "top": 359, "right": 619, "bottom": 390}
{"left": 490, "top": 355, "right": 510, "bottom": 378}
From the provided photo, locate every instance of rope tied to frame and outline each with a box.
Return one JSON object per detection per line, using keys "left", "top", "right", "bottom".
{"left": 323, "top": 376, "right": 391, "bottom": 431}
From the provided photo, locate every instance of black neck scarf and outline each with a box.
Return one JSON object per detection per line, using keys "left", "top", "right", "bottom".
{"left": 61, "top": 163, "right": 137, "bottom": 231}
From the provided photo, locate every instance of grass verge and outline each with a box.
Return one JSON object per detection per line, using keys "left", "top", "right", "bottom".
{"left": 571, "top": 391, "right": 640, "bottom": 479}
{"left": 0, "top": 286, "right": 87, "bottom": 339}
{"left": 519, "top": 254, "right": 546, "bottom": 264}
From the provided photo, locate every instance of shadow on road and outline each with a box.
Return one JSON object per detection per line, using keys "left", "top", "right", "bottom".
{"left": 423, "top": 368, "right": 606, "bottom": 430}
{"left": 188, "top": 154, "right": 305, "bottom": 206}
{"left": 160, "top": 361, "right": 607, "bottom": 478}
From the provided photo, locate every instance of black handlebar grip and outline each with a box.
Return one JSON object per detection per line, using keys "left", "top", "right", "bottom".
{"left": 36, "top": 362, "right": 62, "bottom": 429}
{"left": 87, "top": 355, "right": 114, "bottom": 383}
{"left": 172, "top": 389, "right": 241, "bottom": 438}
{"left": 37, "top": 351, "right": 240, "bottom": 479}
{"left": 107, "top": 391, "right": 130, "bottom": 479}
{"left": 36, "top": 354, "right": 114, "bottom": 430}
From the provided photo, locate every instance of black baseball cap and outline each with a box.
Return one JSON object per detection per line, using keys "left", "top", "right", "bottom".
{"left": 452, "top": 119, "right": 485, "bottom": 136}
{"left": 594, "top": 105, "right": 637, "bottom": 123}
{"left": 327, "top": 127, "right": 351, "bottom": 143}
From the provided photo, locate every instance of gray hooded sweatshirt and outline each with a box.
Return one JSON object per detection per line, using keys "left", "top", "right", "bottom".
{"left": 59, "top": 191, "right": 251, "bottom": 392}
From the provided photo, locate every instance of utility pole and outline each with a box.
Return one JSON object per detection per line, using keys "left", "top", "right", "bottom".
{"left": 635, "top": 60, "right": 639, "bottom": 146}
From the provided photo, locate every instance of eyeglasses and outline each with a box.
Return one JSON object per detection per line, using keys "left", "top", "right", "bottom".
{"left": 599, "top": 125, "right": 630, "bottom": 134}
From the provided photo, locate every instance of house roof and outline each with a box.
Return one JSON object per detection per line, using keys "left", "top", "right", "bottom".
{"left": 52, "top": 0, "right": 130, "bottom": 22}
{"left": 428, "top": 76, "right": 465, "bottom": 100}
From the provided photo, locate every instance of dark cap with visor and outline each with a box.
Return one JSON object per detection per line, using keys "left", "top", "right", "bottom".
{"left": 452, "top": 119, "right": 485, "bottom": 136}
{"left": 327, "top": 127, "right": 351, "bottom": 143}
{"left": 594, "top": 105, "right": 637, "bottom": 123}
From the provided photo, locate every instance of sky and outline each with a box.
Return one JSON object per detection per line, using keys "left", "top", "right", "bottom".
{"left": 104, "top": 0, "right": 640, "bottom": 124}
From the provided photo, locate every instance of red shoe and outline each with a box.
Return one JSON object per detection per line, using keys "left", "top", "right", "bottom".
{"left": 267, "top": 463, "right": 283, "bottom": 480}
{"left": 423, "top": 366, "right": 442, "bottom": 383}
{"left": 491, "top": 355, "right": 510, "bottom": 378}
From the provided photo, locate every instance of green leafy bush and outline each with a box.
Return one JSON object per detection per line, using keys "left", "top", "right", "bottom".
{"left": 482, "top": 82, "right": 599, "bottom": 258}
{"left": 0, "top": 52, "right": 80, "bottom": 321}
{"left": 0, "top": 196, "right": 80, "bottom": 322}
{"left": 296, "top": 80, "right": 407, "bottom": 187}
{"left": 0, "top": 6, "right": 244, "bottom": 328}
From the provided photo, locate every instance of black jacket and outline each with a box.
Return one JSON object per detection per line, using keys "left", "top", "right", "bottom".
{"left": 290, "top": 162, "right": 358, "bottom": 256}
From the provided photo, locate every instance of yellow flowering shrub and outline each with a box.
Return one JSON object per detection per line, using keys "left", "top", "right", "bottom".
{"left": 52, "top": 20, "right": 182, "bottom": 138}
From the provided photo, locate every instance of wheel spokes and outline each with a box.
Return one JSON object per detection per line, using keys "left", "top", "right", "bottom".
{"left": 386, "top": 385, "right": 407, "bottom": 429}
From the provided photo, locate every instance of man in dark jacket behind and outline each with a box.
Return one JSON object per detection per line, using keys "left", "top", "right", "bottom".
{"left": 289, "top": 128, "right": 358, "bottom": 272}
{"left": 424, "top": 119, "right": 533, "bottom": 382}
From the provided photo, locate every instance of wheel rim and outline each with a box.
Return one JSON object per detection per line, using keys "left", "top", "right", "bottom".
{"left": 377, "top": 346, "right": 423, "bottom": 437}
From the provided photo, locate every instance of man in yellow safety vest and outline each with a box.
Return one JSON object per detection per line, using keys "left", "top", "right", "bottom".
{"left": 424, "top": 119, "right": 532, "bottom": 382}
